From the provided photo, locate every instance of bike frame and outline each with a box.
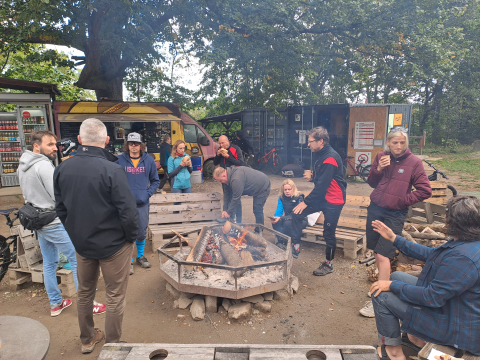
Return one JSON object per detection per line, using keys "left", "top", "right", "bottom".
{"left": 259, "top": 148, "right": 277, "bottom": 164}
{"left": 345, "top": 157, "right": 366, "bottom": 176}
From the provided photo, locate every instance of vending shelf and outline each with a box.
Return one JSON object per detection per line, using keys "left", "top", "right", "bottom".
{"left": 0, "top": 141, "right": 20, "bottom": 143}
{"left": 1, "top": 161, "right": 19, "bottom": 164}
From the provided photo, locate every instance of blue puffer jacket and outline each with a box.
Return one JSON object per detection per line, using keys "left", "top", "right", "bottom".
{"left": 116, "top": 152, "right": 160, "bottom": 206}
{"left": 168, "top": 154, "right": 192, "bottom": 189}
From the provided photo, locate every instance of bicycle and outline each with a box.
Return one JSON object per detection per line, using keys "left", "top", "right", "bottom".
{"left": 0, "top": 208, "right": 19, "bottom": 282}
{"left": 343, "top": 156, "right": 371, "bottom": 182}
{"left": 253, "top": 147, "right": 283, "bottom": 174}
{"left": 423, "top": 160, "right": 457, "bottom": 196}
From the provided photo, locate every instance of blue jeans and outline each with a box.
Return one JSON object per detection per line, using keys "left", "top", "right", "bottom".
{"left": 372, "top": 271, "right": 418, "bottom": 346}
{"left": 36, "top": 223, "right": 78, "bottom": 308}
{"left": 171, "top": 187, "right": 191, "bottom": 213}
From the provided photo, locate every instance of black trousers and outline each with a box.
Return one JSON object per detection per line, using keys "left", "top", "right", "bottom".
{"left": 222, "top": 183, "right": 242, "bottom": 223}
{"left": 252, "top": 182, "right": 271, "bottom": 225}
{"left": 366, "top": 202, "right": 407, "bottom": 259}
{"left": 291, "top": 203, "right": 344, "bottom": 261}
{"left": 158, "top": 165, "right": 171, "bottom": 190}
{"left": 273, "top": 217, "right": 307, "bottom": 242}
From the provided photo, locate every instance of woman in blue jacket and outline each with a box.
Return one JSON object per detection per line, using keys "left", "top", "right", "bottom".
{"left": 116, "top": 133, "right": 160, "bottom": 274}
{"left": 167, "top": 140, "right": 192, "bottom": 194}
{"left": 271, "top": 179, "right": 306, "bottom": 250}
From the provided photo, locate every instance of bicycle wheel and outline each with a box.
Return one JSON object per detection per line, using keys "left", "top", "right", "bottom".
{"left": 359, "top": 165, "right": 371, "bottom": 182}
{"left": 245, "top": 154, "right": 255, "bottom": 168}
{"left": 342, "top": 163, "right": 348, "bottom": 180}
{"left": 0, "top": 235, "right": 11, "bottom": 283}
{"left": 272, "top": 153, "right": 282, "bottom": 174}
{"left": 253, "top": 152, "right": 266, "bottom": 170}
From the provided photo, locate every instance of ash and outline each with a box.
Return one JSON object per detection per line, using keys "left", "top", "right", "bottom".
{"left": 161, "top": 243, "right": 288, "bottom": 291}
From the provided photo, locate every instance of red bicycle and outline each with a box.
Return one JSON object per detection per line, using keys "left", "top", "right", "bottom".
{"left": 343, "top": 156, "right": 371, "bottom": 182}
{"left": 254, "top": 147, "right": 283, "bottom": 174}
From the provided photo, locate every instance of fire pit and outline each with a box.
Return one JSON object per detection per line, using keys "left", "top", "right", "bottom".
{"left": 158, "top": 223, "right": 291, "bottom": 299}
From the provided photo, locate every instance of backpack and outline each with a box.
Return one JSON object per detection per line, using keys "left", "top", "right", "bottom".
{"left": 18, "top": 203, "right": 57, "bottom": 230}
{"left": 281, "top": 163, "right": 304, "bottom": 178}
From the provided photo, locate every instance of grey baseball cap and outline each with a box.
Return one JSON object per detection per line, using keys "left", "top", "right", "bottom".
{"left": 127, "top": 132, "right": 142, "bottom": 142}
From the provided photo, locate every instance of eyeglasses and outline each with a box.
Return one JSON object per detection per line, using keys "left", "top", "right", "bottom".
{"left": 128, "top": 142, "right": 140, "bottom": 146}
{"left": 390, "top": 127, "right": 408, "bottom": 133}
{"left": 307, "top": 140, "right": 319, "bottom": 144}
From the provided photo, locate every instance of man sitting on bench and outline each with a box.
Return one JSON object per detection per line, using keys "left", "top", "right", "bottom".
{"left": 369, "top": 195, "right": 480, "bottom": 360}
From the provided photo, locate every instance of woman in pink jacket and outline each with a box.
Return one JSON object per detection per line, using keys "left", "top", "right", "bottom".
{"left": 360, "top": 127, "right": 432, "bottom": 318}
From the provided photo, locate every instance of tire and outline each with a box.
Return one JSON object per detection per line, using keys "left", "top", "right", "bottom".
{"left": 447, "top": 185, "right": 457, "bottom": 196}
{"left": 253, "top": 152, "right": 265, "bottom": 170}
{"left": 342, "top": 163, "right": 348, "bottom": 180}
{"left": 245, "top": 154, "right": 255, "bottom": 168}
{"left": 272, "top": 153, "right": 282, "bottom": 174}
{"left": 202, "top": 159, "right": 215, "bottom": 178}
{"left": 359, "top": 165, "right": 371, "bottom": 183}
{"left": 0, "top": 235, "right": 11, "bottom": 283}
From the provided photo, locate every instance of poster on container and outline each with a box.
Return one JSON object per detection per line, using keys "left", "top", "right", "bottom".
{"left": 354, "top": 122, "right": 375, "bottom": 150}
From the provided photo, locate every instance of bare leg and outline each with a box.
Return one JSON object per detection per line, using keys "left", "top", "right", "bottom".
{"left": 378, "top": 345, "right": 406, "bottom": 360}
{"left": 375, "top": 253, "right": 391, "bottom": 280}
{"left": 407, "top": 334, "right": 426, "bottom": 348}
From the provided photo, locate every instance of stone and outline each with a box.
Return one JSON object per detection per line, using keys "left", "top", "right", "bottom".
{"left": 166, "top": 282, "right": 180, "bottom": 299}
{"left": 178, "top": 293, "right": 194, "bottom": 309}
{"left": 173, "top": 300, "right": 179, "bottom": 309}
{"left": 290, "top": 275, "right": 299, "bottom": 294}
{"left": 205, "top": 295, "right": 218, "bottom": 313}
{"left": 273, "top": 289, "right": 289, "bottom": 301}
{"left": 228, "top": 302, "right": 252, "bottom": 320}
{"left": 222, "top": 298, "right": 232, "bottom": 311}
{"left": 262, "top": 292, "right": 273, "bottom": 301}
{"left": 254, "top": 301, "right": 272, "bottom": 313}
{"left": 190, "top": 298, "right": 205, "bottom": 321}
{"left": 242, "top": 294, "right": 264, "bottom": 304}
{"left": 177, "top": 314, "right": 186, "bottom": 320}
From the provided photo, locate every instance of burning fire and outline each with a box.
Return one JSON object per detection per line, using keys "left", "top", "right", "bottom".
{"left": 229, "top": 231, "right": 248, "bottom": 252}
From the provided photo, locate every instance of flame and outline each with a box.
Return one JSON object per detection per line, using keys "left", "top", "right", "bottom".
{"left": 230, "top": 231, "right": 248, "bottom": 252}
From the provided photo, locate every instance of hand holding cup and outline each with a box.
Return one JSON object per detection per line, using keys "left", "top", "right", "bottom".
{"left": 377, "top": 155, "right": 390, "bottom": 172}
{"left": 304, "top": 170, "right": 312, "bottom": 181}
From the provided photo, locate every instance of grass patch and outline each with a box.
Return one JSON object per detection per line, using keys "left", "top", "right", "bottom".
{"left": 433, "top": 151, "right": 480, "bottom": 178}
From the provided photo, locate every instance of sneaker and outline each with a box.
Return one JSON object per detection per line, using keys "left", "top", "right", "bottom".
{"left": 81, "top": 328, "right": 105, "bottom": 354}
{"left": 359, "top": 300, "right": 375, "bottom": 318}
{"left": 312, "top": 261, "right": 333, "bottom": 276}
{"left": 130, "top": 263, "right": 134, "bottom": 275}
{"left": 93, "top": 301, "right": 106, "bottom": 315}
{"left": 292, "top": 243, "right": 300, "bottom": 259}
{"left": 51, "top": 298, "right": 72, "bottom": 317}
{"left": 136, "top": 255, "right": 151, "bottom": 268}
{"left": 276, "top": 242, "right": 287, "bottom": 250}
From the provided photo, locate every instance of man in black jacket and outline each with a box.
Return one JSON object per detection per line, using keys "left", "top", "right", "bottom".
{"left": 214, "top": 135, "right": 245, "bottom": 222}
{"left": 54, "top": 118, "right": 138, "bottom": 354}
{"left": 291, "top": 127, "right": 346, "bottom": 275}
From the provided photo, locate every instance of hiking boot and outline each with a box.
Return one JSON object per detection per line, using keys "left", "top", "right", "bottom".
{"left": 130, "top": 263, "right": 134, "bottom": 275}
{"left": 81, "top": 328, "right": 105, "bottom": 354}
{"left": 93, "top": 301, "right": 106, "bottom": 315}
{"left": 276, "top": 242, "right": 287, "bottom": 250}
{"left": 51, "top": 298, "right": 72, "bottom": 317}
{"left": 292, "top": 243, "right": 300, "bottom": 259}
{"left": 359, "top": 300, "right": 375, "bottom": 318}
{"left": 313, "top": 261, "right": 333, "bottom": 276}
{"left": 136, "top": 255, "right": 151, "bottom": 268}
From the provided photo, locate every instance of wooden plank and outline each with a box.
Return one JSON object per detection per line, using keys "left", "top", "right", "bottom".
{"left": 429, "top": 181, "right": 447, "bottom": 189}
{"left": 430, "top": 189, "right": 447, "bottom": 196}
{"left": 303, "top": 229, "right": 363, "bottom": 241}
{"left": 149, "top": 211, "right": 221, "bottom": 225}
{"left": 24, "top": 248, "right": 42, "bottom": 267}
{"left": 150, "top": 202, "right": 221, "bottom": 213}
{"left": 345, "top": 195, "right": 371, "bottom": 207}
{"left": 317, "top": 215, "right": 366, "bottom": 230}
{"left": 149, "top": 221, "right": 216, "bottom": 232}
{"left": 339, "top": 207, "right": 368, "bottom": 218}
{"left": 306, "top": 226, "right": 365, "bottom": 236}
{"left": 20, "top": 235, "right": 38, "bottom": 250}
{"left": 425, "top": 197, "right": 447, "bottom": 205}
{"left": 150, "top": 192, "right": 222, "bottom": 204}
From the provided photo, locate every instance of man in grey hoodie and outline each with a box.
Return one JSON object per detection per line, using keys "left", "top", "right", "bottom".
{"left": 18, "top": 131, "right": 105, "bottom": 317}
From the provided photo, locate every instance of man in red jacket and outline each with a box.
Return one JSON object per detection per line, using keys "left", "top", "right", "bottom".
{"left": 359, "top": 127, "right": 432, "bottom": 318}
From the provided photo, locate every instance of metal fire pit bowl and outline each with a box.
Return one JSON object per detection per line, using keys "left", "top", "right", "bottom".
{"left": 157, "top": 223, "right": 291, "bottom": 299}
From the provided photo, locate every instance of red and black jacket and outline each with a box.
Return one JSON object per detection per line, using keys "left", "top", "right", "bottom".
{"left": 213, "top": 144, "right": 245, "bottom": 168}
{"left": 304, "top": 144, "right": 346, "bottom": 207}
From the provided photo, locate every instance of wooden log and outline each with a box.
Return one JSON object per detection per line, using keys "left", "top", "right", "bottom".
{"left": 415, "top": 223, "right": 447, "bottom": 234}
{"left": 219, "top": 239, "right": 245, "bottom": 277}
{"left": 246, "top": 245, "right": 266, "bottom": 259}
{"left": 240, "top": 251, "right": 255, "bottom": 266}
{"left": 402, "top": 230, "right": 417, "bottom": 244}
{"left": 359, "top": 256, "right": 375, "bottom": 264}
{"left": 171, "top": 230, "right": 193, "bottom": 246}
{"left": 407, "top": 231, "right": 445, "bottom": 240}
{"left": 222, "top": 221, "right": 268, "bottom": 248}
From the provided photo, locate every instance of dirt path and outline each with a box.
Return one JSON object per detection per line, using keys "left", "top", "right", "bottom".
{"left": 0, "top": 175, "right": 381, "bottom": 359}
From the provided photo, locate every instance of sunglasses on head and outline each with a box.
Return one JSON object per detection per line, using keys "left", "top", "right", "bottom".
{"left": 390, "top": 127, "right": 408, "bottom": 133}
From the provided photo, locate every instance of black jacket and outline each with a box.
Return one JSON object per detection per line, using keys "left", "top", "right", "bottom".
{"left": 159, "top": 142, "right": 172, "bottom": 166}
{"left": 213, "top": 144, "right": 245, "bottom": 168}
{"left": 281, "top": 193, "right": 305, "bottom": 217}
{"left": 304, "top": 144, "right": 346, "bottom": 208}
{"left": 236, "top": 138, "right": 254, "bottom": 155}
{"left": 54, "top": 145, "right": 138, "bottom": 259}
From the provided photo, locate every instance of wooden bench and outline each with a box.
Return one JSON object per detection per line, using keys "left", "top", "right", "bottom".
{"left": 407, "top": 201, "right": 446, "bottom": 224}
{"left": 302, "top": 195, "right": 369, "bottom": 259}
{"left": 148, "top": 192, "right": 221, "bottom": 253}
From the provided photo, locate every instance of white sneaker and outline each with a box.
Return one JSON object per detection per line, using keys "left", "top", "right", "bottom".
{"left": 359, "top": 300, "right": 375, "bottom": 318}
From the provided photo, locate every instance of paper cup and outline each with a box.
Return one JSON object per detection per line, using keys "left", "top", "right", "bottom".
{"left": 304, "top": 170, "right": 312, "bottom": 179}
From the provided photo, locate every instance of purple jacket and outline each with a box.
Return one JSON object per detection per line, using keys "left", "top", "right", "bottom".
{"left": 368, "top": 148, "right": 432, "bottom": 210}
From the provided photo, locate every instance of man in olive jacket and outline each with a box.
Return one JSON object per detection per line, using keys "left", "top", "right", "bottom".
{"left": 54, "top": 118, "right": 138, "bottom": 354}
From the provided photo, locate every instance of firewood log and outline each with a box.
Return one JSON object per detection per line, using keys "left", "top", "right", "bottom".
{"left": 246, "top": 245, "right": 266, "bottom": 259}
{"left": 219, "top": 239, "right": 245, "bottom": 276}
{"left": 402, "top": 230, "right": 417, "bottom": 243}
{"left": 240, "top": 250, "right": 255, "bottom": 266}
{"left": 407, "top": 231, "right": 445, "bottom": 240}
{"left": 415, "top": 223, "right": 447, "bottom": 234}
{"left": 223, "top": 221, "right": 268, "bottom": 248}
{"left": 404, "top": 224, "right": 419, "bottom": 232}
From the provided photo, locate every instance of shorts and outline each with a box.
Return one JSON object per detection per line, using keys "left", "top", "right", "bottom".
{"left": 366, "top": 201, "right": 408, "bottom": 259}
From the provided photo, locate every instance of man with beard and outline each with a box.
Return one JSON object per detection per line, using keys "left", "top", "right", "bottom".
{"left": 18, "top": 131, "right": 106, "bottom": 317}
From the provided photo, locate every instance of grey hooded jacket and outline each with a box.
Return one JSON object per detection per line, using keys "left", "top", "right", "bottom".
{"left": 18, "top": 150, "right": 60, "bottom": 227}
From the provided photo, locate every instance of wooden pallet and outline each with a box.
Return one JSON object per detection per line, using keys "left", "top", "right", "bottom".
{"left": 301, "top": 195, "right": 369, "bottom": 259}
{"left": 407, "top": 201, "right": 446, "bottom": 224}
{"left": 8, "top": 265, "right": 76, "bottom": 296}
{"left": 424, "top": 181, "right": 448, "bottom": 205}
{"left": 10, "top": 225, "right": 42, "bottom": 270}
{"left": 148, "top": 192, "right": 222, "bottom": 253}
{"left": 97, "top": 343, "right": 377, "bottom": 360}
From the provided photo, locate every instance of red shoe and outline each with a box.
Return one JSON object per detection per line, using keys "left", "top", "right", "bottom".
{"left": 51, "top": 298, "right": 72, "bottom": 317}
{"left": 93, "top": 301, "right": 106, "bottom": 315}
